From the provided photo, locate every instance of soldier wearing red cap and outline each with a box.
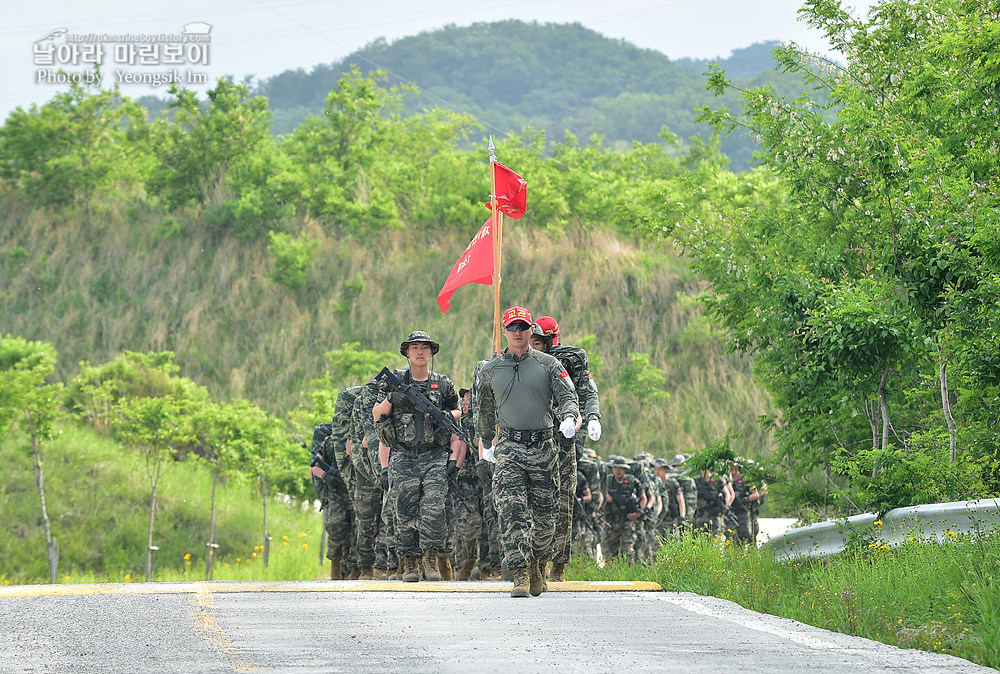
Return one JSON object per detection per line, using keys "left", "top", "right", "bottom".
{"left": 529, "top": 315, "right": 602, "bottom": 582}
{"left": 475, "top": 306, "right": 579, "bottom": 598}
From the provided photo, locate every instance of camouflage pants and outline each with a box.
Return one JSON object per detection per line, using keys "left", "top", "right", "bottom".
{"left": 493, "top": 438, "right": 559, "bottom": 570}
{"left": 452, "top": 474, "right": 483, "bottom": 567}
{"left": 573, "top": 506, "right": 600, "bottom": 559}
{"left": 479, "top": 464, "right": 501, "bottom": 569}
{"left": 552, "top": 440, "right": 577, "bottom": 565}
{"left": 353, "top": 470, "right": 383, "bottom": 566}
{"left": 602, "top": 513, "right": 640, "bottom": 563}
{"left": 321, "top": 491, "right": 354, "bottom": 562}
{"left": 640, "top": 517, "right": 658, "bottom": 562}
{"left": 377, "top": 486, "right": 398, "bottom": 570}
{"left": 390, "top": 448, "right": 448, "bottom": 557}
{"left": 693, "top": 507, "right": 725, "bottom": 537}
{"left": 728, "top": 507, "right": 754, "bottom": 545}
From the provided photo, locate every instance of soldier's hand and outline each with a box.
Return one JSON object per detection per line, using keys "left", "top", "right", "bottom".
{"left": 475, "top": 459, "right": 492, "bottom": 486}
{"left": 388, "top": 391, "right": 406, "bottom": 406}
{"left": 447, "top": 459, "right": 458, "bottom": 478}
{"left": 587, "top": 419, "right": 602, "bottom": 441}
{"left": 626, "top": 512, "right": 639, "bottom": 521}
{"left": 559, "top": 417, "right": 576, "bottom": 439}
{"left": 380, "top": 467, "right": 390, "bottom": 492}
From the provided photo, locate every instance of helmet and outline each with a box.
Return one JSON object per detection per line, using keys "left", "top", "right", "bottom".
{"left": 400, "top": 330, "right": 440, "bottom": 357}
{"left": 534, "top": 316, "right": 559, "bottom": 346}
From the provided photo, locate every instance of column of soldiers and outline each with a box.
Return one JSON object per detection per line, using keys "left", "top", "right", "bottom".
{"left": 570, "top": 452, "right": 768, "bottom": 564}
{"left": 306, "top": 315, "right": 765, "bottom": 594}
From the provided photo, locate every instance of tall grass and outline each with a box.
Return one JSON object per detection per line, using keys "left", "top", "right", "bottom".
{"left": 570, "top": 530, "right": 1000, "bottom": 668}
{"left": 0, "top": 423, "right": 325, "bottom": 585}
{"left": 0, "top": 198, "right": 777, "bottom": 462}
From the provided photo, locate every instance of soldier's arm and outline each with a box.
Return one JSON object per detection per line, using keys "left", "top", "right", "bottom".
{"left": 372, "top": 379, "right": 392, "bottom": 422}
{"left": 475, "top": 368, "right": 497, "bottom": 446}
{"left": 575, "top": 352, "right": 601, "bottom": 422}
{"left": 547, "top": 361, "right": 580, "bottom": 424}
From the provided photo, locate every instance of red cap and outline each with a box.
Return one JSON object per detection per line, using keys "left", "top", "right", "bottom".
{"left": 534, "top": 315, "right": 559, "bottom": 346}
{"left": 502, "top": 306, "right": 532, "bottom": 327}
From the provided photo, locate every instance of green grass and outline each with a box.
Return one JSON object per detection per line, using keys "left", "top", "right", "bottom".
{"left": 568, "top": 531, "right": 1000, "bottom": 669}
{"left": 1, "top": 423, "right": 326, "bottom": 586}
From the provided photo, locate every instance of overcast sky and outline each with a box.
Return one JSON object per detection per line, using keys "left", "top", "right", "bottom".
{"left": 1, "top": 0, "right": 877, "bottom": 122}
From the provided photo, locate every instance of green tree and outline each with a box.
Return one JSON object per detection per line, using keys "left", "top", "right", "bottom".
{"left": 67, "top": 350, "right": 202, "bottom": 430}
{"left": 113, "top": 394, "right": 194, "bottom": 581}
{"left": 146, "top": 78, "right": 281, "bottom": 236}
{"left": 638, "top": 0, "right": 1000, "bottom": 509}
{"left": 267, "top": 230, "right": 318, "bottom": 289}
{"left": 0, "top": 81, "right": 151, "bottom": 207}
{"left": 0, "top": 336, "right": 64, "bottom": 582}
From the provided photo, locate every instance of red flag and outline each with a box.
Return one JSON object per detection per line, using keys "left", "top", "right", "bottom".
{"left": 485, "top": 162, "right": 526, "bottom": 219}
{"left": 437, "top": 217, "right": 495, "bottom": 313}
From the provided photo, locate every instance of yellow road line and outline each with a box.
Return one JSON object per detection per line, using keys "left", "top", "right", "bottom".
{"left": 0, "top": 579, "right": 661, "bottom": 597}
{"left": 188, "top": 583, "right": 263, "bottom": 672}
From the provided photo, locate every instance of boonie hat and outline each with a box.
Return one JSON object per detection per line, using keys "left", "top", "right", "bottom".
{"left": 400, "top": 330, "right": 440, "bottom": 357}
{"left": 502, "top": 306, "right": 532, "bottom": 327}
{"left": 611, "top": 457, "right": 630, "bottom": 468}
{"left": 669, "top": 454, "right": 686, "bottom": 467}
{"left": 652, "top": 458, "right": 670, "bottom": 469}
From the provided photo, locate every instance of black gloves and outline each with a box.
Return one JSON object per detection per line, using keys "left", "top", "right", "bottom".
{"left": 388, "top": 390, "right": 406, "bottom": 406}
{"left": 475, "top": 459, "right": 492, "bottom": 486}
{"left": 380, "top": 467, "right": 390, "bottom": 491}
{"left": 447, "top": 459, "right": 458, "bottom": 478}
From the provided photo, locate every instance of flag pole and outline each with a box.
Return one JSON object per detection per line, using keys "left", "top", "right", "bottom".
{"left": 488, "top": 136, "right": 503, "bottom": 355}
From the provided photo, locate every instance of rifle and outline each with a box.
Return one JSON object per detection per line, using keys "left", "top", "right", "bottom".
{"left": 573, "top": 496, "right": 597, "bottom": 535}
{"left": 375, "top": 367, "right": 471, "bottom": 446}
{"left": 607, "top": 482, "right": 653, "bottom": 522}
{"left": 311, "top": 453, "right": 349, "bottom": 496}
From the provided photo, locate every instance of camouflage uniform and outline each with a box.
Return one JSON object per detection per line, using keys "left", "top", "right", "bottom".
{"left": 452, "top": 459, "right": 483, "bottom": 569}
{"left": 654, "top": 463, "right": 683, "bottom": 541}
{"left": 452, "top": 407, "right": 483, "bottom": 570}
{"left": 351, "top": 381, "right": 383, "bottom": 572}
{"left": 602, "top": 464, "right": 644, "bottom": 563}
{"left": 470, "top": 360, "right": 502, "bottom": 576}
{"left": 375, "top": 368, "right": 459, "bottom": 560}
{"left": 693, "top": 472, "right": 728, "bottom": 537}
{"left": 573, "top": 451, "right": 603, "bottom": 558}
{"left": 631, "top": 454, "right": 658, "bottom": 562}
{"left": 476, "top": 348, "right": 578, "bottom": 574}
{"left": 548, "top": 344, "right": 601, "bottom": 569}
{"left": 310, "top": 421, "right": 353, "bottom": 577}
{"left": 668, "top": 458, "right": 697, "bottom": 537}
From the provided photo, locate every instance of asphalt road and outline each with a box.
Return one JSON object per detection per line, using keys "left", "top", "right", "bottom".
{"left": 0, "top": 581, "right": 995, "bottom": 674}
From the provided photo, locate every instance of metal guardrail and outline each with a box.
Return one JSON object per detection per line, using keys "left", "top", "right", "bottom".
{"left": 761, "top": 498, "right": 1000, "bottom": 561}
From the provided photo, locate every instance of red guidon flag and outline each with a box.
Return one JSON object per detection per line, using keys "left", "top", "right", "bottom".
{"left": 485, "top": 162, "right": 526, "bottom": 219}
{"left": 437, "top": 217, "right": 495, "bottom": 313}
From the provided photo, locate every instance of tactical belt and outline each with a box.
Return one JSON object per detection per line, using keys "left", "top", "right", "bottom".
{"left": 499, "top": 427, "right": 553, "bottom": 443}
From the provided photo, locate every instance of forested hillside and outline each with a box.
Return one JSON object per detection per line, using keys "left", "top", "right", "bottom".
{"left": 248, "top": 23, "right": 814, "bottom": 165}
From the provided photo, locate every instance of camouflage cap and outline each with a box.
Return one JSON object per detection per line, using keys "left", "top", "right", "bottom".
{"left": 634, "top": 451, "right": 654, "bottom": 463}
{"left": 400, "top": 330, "right": 440, "bottom": 357}
{"left": 669, "top": 454, "right": 687, "bottom": 467}
{"left": 610, "top": 457, "right": 630, "bottom": 468}
{"left": 582, "top": 447, "right": 597, "bottom": 459}
{"left": 652, "top": 458, "right": 670, "bottom": 469}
